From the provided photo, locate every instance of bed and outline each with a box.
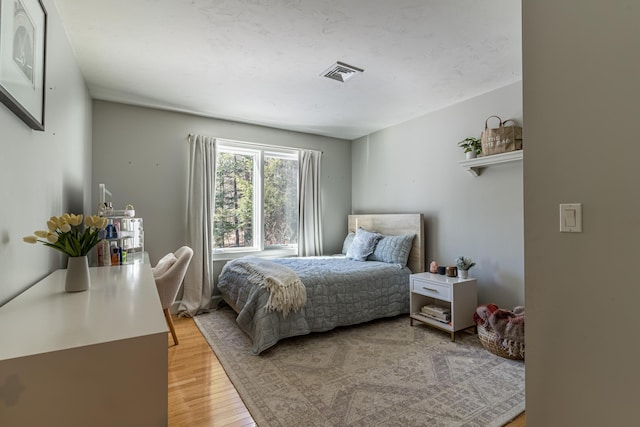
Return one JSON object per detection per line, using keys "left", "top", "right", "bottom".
{"left": 217, "top": 213, "right": 425, "bottom": 354}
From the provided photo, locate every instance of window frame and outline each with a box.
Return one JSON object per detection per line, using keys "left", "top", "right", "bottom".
{"left": 212, "top": 139, "right": 299, "bottom": 260}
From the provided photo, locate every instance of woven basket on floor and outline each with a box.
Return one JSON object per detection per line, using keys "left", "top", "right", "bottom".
{"left": 477, "top": 323, "right": 524, "bottom": 360}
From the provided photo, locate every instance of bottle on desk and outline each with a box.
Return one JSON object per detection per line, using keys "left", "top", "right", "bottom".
{"left": 97, "top": 239, "right": 111, "bottom": 266}
{"left": 111, "top": 245, "right": 120, "bottom": 265}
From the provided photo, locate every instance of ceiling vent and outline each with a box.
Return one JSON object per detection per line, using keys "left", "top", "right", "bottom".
{"left": 321, "top": 61, "right": 364, "bottom": 83}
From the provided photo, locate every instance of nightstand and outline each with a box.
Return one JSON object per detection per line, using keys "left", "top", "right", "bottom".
{"left": 409, "top": 272, "right": 477, "bottom": 341}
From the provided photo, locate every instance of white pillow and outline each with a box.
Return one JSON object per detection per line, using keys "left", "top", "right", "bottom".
{"left": 152, "top": 253, "right": 177, "bottom": 277}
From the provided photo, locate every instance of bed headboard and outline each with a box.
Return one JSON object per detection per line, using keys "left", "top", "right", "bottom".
{"left": 348, "top": 213, "right": 425, "bottom": 274}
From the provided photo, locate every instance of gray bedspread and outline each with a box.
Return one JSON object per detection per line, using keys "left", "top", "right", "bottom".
{"left": 217, "top": 255, "right": 411, "bottom": 354}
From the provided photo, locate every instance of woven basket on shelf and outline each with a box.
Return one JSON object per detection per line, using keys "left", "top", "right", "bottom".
{"left": 477, "top": 323, "right": 524, "bottom": 361}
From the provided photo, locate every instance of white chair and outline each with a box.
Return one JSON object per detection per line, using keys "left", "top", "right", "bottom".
{"left": 152, "top": 246, "right": 193, "bottom": 345}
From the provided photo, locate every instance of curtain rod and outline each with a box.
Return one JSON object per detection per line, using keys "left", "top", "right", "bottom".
{"left": 186, "top": 134, "right": 323, "bottom": 154}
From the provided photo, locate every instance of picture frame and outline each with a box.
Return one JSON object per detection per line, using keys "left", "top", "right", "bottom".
{"left": 0, "top": 0, "right": 47, "bottom": 131}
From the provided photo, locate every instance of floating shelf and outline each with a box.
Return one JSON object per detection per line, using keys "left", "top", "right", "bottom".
{"left": 458, "top": 150, "right": 523, "bottom": 177}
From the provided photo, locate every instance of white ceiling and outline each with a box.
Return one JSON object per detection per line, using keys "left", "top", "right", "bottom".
{"left": 54, "top": 0, "right": 521, "bottom": 140}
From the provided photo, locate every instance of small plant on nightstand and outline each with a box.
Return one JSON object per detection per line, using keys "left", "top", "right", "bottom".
{"left": 458, "top": 137, "right": 482, "bottom": 159}
{"left": 455, "top": 256, "right": 476, "bottom": 279}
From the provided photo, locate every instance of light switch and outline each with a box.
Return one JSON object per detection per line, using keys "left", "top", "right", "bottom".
{"left": 560, "top": 203, "right": 582, "bottom": 232}
{"left": 564, "top": 209, "right": 576, "bottom": 227}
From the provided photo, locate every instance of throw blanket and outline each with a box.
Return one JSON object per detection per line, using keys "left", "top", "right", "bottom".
{"left": 475, "top": 304, "right": 525, "bottom": 358}
{"left": 238, "top": 257, "right": 307, "bottom": 317}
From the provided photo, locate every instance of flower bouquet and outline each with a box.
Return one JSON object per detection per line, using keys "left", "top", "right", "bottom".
{"left": 24, "top": 213, "right": 109, "bottom": 292}
{"left": 23, "top": 213, "right": 108, "bottom": 257}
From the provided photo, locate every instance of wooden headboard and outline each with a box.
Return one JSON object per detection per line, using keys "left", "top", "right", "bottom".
{"left": 348, "top": 214, "right": 425, "bottom": 273}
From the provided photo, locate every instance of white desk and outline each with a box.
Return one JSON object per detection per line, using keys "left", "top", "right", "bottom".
{"left": 0, "top": 263, "right": 168, "bottom": 426}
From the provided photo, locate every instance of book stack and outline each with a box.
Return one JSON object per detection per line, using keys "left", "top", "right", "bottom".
{"left": 420, "top": 304, "right": 451, "bottom": 323}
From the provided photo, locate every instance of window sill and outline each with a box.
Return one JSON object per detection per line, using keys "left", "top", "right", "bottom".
{"left": 212, "top": 247, "right": 298, "bottom": 262}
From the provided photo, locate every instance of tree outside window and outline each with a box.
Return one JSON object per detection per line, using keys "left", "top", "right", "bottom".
{"left": 213, "top": 141, "right": 298, "bottom": 253}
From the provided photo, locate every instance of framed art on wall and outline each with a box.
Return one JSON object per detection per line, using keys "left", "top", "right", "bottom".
{"left": 0, "top": 0, "right": 47, "bottom": 130}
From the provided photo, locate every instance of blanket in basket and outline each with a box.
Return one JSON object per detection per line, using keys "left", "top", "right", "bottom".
{"left": 475, "top": 304, "right": 524, "bottom": 358}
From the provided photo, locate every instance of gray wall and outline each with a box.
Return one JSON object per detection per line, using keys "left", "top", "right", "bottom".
{"left": 524, "top": 1, "right": 640, "bottom": 425}
{"left": 352, "top": 81, "right": 523, "bottom": 308}
{"left": 92, "top": 101, "right": 352, "bottom": 266}
{"left": 0, "top": 0, "right": 92, "bottom": 306}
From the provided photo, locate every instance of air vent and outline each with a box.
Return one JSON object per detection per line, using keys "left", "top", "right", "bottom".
{"left": 321, "top": 61, "right": 364, "bottom": 82}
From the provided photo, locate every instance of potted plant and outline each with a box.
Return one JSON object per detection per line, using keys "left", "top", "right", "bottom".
{"left": 455, "top": 256, "right": 476, "bottom": 279}
{"left": 458, "top": 137, "right": 482, "bottom": 159}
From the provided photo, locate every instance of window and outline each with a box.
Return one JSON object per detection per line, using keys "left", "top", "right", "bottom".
{"left": 213, "top": 140, "right": 299, "bottom": 255}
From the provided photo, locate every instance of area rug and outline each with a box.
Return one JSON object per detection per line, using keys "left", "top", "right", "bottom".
{"left": 194, "top": 305, "right": 525, "bottom": 427}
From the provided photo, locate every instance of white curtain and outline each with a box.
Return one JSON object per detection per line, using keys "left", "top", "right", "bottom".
{"left": 298, "top": 150, "right": 323, "bottom": 256}
{"left": 178, "top": 135, "right": 217, "bottom": 317}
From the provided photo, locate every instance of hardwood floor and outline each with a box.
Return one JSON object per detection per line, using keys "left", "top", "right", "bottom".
{"left": 168, "top": 315, "right": 255, "bottom": 427}
{"left": 167, "top": 315, "right": 525, "bottom": 426}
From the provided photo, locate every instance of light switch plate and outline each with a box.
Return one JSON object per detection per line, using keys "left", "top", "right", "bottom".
{"left": 560, "top": 203, "right": 582, "bottom": 232}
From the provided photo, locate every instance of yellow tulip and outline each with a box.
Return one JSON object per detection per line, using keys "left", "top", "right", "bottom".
{"left": 85, "top": 216, "right": 95, "bottom": 228}
{"left": 47, "top": 220, "right": 57, "bottom": 232}
{"left": 23, "top": 235, "right": 38, "bottom": 243}
{"left": 47, "top": 233, "right": 59, "bottom": 243}
{"left": 98, "top": 216, "right": 108, "bottom": 229}
{"left": 59, "top": 221, "right": 71, "bottom": 233}
{"left": 68, "top": 214, "right": 83, "bottom": 226}
{"left": 89, "top": 216, "right": 104, "bottom": 229}
{"left": 34, "top": 230, "right": 49, "bottom": 238}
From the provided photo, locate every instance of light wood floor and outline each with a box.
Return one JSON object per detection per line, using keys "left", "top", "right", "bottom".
{"left": 167, "top": 315, "right": 525, "bottom": 426}
{"left": 168, "top": 315, "right": 256, "bottom": 427}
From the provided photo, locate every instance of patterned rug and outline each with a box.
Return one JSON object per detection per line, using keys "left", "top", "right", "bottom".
{"left": 194, "top": 305, "right": 525, "bottom": 427}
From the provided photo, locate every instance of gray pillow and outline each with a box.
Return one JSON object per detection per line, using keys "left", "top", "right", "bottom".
{"left": 346, "top": 227, "right": 381, "bottom": 261}
{"left": 341, "top": 232, "right": 356, "bottom": 255}
{"left": 368, "top": 234, "right": 415, "bottom": 266}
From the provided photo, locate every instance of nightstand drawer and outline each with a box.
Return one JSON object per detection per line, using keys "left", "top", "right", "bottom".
{"left": 411, "top": 280, "right": 451, "bottom": 301}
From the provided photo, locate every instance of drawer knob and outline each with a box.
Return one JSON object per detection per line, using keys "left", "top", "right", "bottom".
{"left": 422, "top": 287, "right": 439, "bottom": 292}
